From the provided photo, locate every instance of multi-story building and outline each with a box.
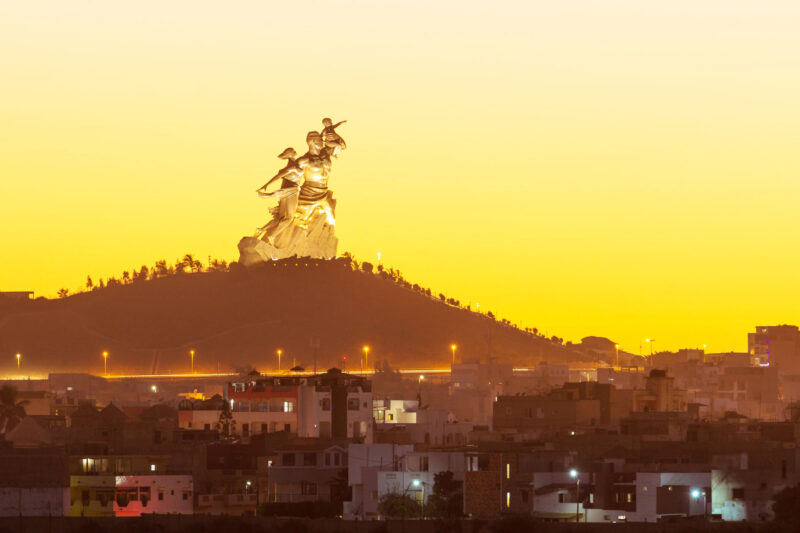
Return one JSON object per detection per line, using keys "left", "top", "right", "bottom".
{"left": 268, "top": 441, "right": 348, "bottom": 504}
{"left": 748, "top": 325, "right": 800, "bottom": 373}
{"left": 179, "top": 369, "right": 373, "bottom": 442}
{"left": 493, "top": 381, "right": 633, "bottom": 438}
{"left": 344, "top": 443, "right": 413, "bottom": 519}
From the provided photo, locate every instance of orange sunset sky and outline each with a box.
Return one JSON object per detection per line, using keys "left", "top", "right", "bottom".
{"left": 2, "top": 1, "right": 800, "bottom": 354}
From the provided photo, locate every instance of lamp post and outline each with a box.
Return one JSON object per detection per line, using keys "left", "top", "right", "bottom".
{"left": 645, "top": 338, "right": 655, "bottom": 356}
{"left": 363, "top": 346, "right": 369, "bottom": 371}
{"left": 16, "top": 353, "right": 20, "bottom": 370}
{"left": 615, "top": 344, "right": 619, "bottom": 369}
{"left": 277, "top": 349, "right": 282, "bottom": 373}
{"left": 570, "top": 469, "right": 580, "bottom": 523}
{"left": 190, "top": 349, "right": 195, "bottom": 374}
{"left": 691, "top": 489, "right": 707, "bottom": 519}
{"left": 102, "top": 351, "right": 108, "bottom": 376}
{"left": 403, "top": 479, "right": 424, "bottom": 528}
{"left": 451, "top": 344, "right": 457, "bottom": 365}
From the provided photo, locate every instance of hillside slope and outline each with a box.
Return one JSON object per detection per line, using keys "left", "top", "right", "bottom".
{"left": 0, "top": 259, "right": 591, "bottom": 375}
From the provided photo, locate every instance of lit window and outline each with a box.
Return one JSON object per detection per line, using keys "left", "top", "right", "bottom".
{"left": 505, "top": 491, "right": 510, "bottom": 508}
{"left": 506, "top": 464, "right": 510, "bottom": 479}
{"left": 150, "top": 464, "right": 156, "bottom": 472}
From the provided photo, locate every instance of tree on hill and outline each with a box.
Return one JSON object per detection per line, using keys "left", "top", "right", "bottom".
{"left": 153, "top": 260, "right": 169, "bottom": 278}
{"left": 122, "top": 271, "right": 131, "bottom": 284}
{"left": 86, "top": 276, "right": 94, "bottom": 290}
{"left": 0, "top": 385, "right": 28, "bottom": 434}
{"left": 135, "top": 265, "right": 149, "bottom": 282}
{"left": 57, "top": 288, "right": 69, "bottom": 298}
{"left": 208, "top": 259, "right": 229, "bottom": 272}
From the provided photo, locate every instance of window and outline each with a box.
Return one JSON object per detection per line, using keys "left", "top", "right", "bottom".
{"left": 81, "top": 458, "right": 109, "bottom": 473}
{"left": 301, "top": 482, "right": 317, "bottom": 496}
{"left": 303, "top": 453, "right": 317, "bottom": 466}
{"left": 506, "top": 463, "right": 510, "bottom": 479}
{"left": 261, "top": 423, "right": 268, "bottom": 433}
{"left": 204, "top": 423, "right": 210, "bottom": 430}
{"left": 158, "top": 490, "right": 164, "bottom": 501}
{"left": 150, "top": 464, "right": 156, "bottom": 472}
{"left": 242, "top": 423, "right": 250, "bottom": 437}
{"left": 732, "top": 488, "right": 745, "bottom": 499}
{"left": 282, "top": 453, "right": 296, "bottom": 466}
{"left": 284, "top": 423, "right": 291, "bottom": 432}
{"left": 466, "top": 454, "right": 489, "bottom": 472}
{"left": 334, "top": 453, "right": 340, "bottom": 466}
{"left": 283, "top": 401, "right": 295, "bottom": 413}
{"left": 325, "top": 453, "right": 331, "bottom": 466}
{"left": 626, "top": 492, "right": 632, "bottom": 503}
{"left": 505, "top": 492, "right": 510, "bottom": 508}
{"left": 182, "top": 491, "right": 190, "bottom": 501}
{"left": 348, "top": 398, "right": 360, "bottom": 410}
{"left": 521, "top": 490, "right": 528, "bottom": 503}
{"left": 321, "top": 398, "right": 331, "bottom": 411}
{"left": 558, "top": 493, "right": 566, "bottom": 503}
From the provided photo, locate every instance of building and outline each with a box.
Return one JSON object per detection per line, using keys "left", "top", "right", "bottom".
{"left": 180, "top": 369, "right": 373, "bottom": 442}
{"left": 268, "top": 441, "right": 348, "bottom": 504}
{"left": 493, "top": 382, "right": 632, "bottom": 438}
{"left": 344, "top": 443, "right": 413, "bottom": 519}
{"left": 585, "top": 470, "right": 711, "bottom": 523}
{"left": 748, "top": 325, "right": 800, "bottom": 373}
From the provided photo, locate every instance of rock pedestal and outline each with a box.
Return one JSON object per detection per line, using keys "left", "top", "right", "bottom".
{"left": 238, "top": 217, "right": 338, "bottom": 266}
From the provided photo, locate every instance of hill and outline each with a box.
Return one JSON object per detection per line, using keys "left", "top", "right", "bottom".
{"left": 0, "top": 258, "right": 593, "bottom": 376}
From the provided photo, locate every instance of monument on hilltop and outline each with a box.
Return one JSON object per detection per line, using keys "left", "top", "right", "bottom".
{"left": 238, "top": 118, "right": 347, "bottom": 265}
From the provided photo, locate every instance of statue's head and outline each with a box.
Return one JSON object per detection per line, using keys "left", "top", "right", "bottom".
{"left": 306, "top": 131, "right": 323, "bottom": 153}
{"left": 322, "top": 118, "right": 333, "bottom": 128}
{"left": 278, "top": 147, "right": 297, "bottom": 160}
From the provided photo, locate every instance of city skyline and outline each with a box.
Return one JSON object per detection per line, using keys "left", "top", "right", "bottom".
{"left": 4, "top": 2, "right": 800, "bottom": 353}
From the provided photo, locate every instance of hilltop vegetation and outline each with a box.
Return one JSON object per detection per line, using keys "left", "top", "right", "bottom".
{"left": 1, "top": 255, "right": 590, "bottom": 375}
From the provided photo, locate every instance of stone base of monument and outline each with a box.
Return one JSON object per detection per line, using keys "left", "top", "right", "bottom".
{"left": 238, "top": 218, "right": 338, "bottom": 266}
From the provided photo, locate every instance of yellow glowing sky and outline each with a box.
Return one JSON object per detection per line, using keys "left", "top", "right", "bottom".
{"left": 2, "top": 1, "right": 800, "bottom": 354}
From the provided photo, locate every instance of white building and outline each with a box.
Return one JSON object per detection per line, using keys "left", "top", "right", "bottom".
{"left": 344, "top": 443, "right": 413, "bottom": 519}
{"left": 179, "top": 369, "right": 373, "bottom": 442}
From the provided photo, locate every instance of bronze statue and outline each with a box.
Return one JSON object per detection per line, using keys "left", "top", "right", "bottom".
{"left": 239, "top": 118, "right": 346, "bottom": 263}
{"left": 256, "top": 147, "right": 302, "bottom": 243}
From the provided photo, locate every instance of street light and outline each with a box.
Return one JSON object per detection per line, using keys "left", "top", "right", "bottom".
{"left": 363, "top": 346, "right": 370, "bottom": 371}
{"left": 16, "top": 352, "right": 20, "bottom": 370}
{"left": 645, "top": 338, "right": 655, "bottom": 356}
{"left": 691, "top": 488, "right": 707, "bottom": 519}
{"left": 403, "top": 479, "right": 425, "bottom": 525}
{"left": 450, "top": 344, "right": 457, "bottom": 365}
{"left": 190, "top": 349, "right": 195, "bottom": 373}
{"left": 570, "top": 469, "right": 580, "bottom": 523}
{"left": 277, "top": 349, "right": 282, "bottom": 373}
{"left": 615, "top": 344, "right": 619, "bottom": 369}
{"left": 102, "top": 351, "right": 108, "bottom": 375}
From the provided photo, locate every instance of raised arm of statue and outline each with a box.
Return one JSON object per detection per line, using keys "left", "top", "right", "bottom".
{"left": 256, "top": 147, "right": 302, "bottom": 194}
{"left": 257, "top": 164, "right": 301, "bottom": 194}
{"left": 321, "top": 118, "right": 347, "bottom": 156}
